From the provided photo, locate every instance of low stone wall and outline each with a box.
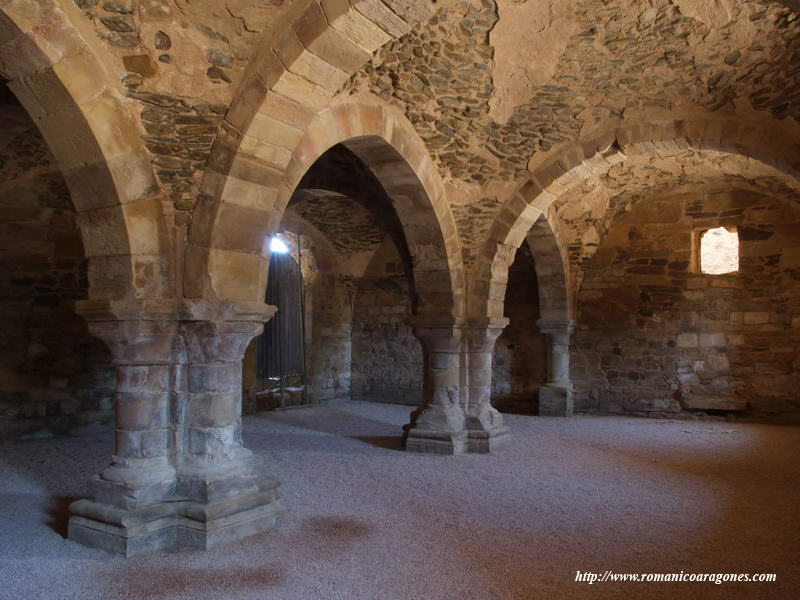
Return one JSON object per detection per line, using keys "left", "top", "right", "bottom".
{"left": 573, "top": 188, "right": 800, "bottom": 422}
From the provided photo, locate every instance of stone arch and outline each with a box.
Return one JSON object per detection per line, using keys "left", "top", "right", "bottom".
{"left": 0, "top": 1, "right": 166, "bottom": 300}
{"left": 471, "top": 115, "right": 800, "bottom": 320}
{"left": 191, "top": 100, "right": 464, "bottom": 320}
{"left": 525, "top": 212, "right": 571, "bottom": 323}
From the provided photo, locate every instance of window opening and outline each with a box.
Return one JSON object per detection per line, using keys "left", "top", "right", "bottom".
{"left": 699, "top": 227, "right": 738, "bottom": 275}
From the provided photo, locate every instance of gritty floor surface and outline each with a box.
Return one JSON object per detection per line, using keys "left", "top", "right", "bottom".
{"left": 1, "top": 400, "right": 798, "bottom": 600}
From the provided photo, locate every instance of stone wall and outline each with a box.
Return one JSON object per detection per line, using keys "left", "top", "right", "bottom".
{"left": 0, "top": 104, "right": 114, "bottom": 442}
{"left": 491, "top": 243, "right": 548, "bottom": 413}
{"left": 307, "top": 266, "right": 353, "bottom": 403}
{"left": 572, "top": 188, "right": 800, "bottom": 421}
{"left": 351, "top": 239, "right": 422, "bottom": 406}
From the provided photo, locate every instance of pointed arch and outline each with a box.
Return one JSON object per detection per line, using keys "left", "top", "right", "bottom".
{"left": 526, "top": 212, "right": 571, "bottom": 323}
{"left": 190, "top": 100, "right": 464, "bottom": 321}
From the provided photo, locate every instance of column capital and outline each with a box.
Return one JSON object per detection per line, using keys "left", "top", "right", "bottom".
{"left": 75, "top": 314, "right": 179, "bottom": 368}
{"left": 410, "top": 314, "right": 466, "bottom": 328}
{"left": 411, "top": 317, "right": 509, "bottom": 341}
{"left": 537, "top": 319, "right": 576, "bottom": 337}
{"left": 178, "top": 299, "right": 277, "bottom": 325}
{"left": 180, "top": 301, "right": 276, "bottom": 364}
{"left": 75, "top": 299, "right": 277, "bottom": 365}
{"left": 75, "top": 298, "right": 277, "bottom": 325}
{"left": 411, "top": 316, "right": 466, "bottom": 353}
{"left": 461, "top": 317, "right": 509, "bottom": 350}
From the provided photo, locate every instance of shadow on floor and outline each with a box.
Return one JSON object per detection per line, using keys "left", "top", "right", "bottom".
{"left": 248, "top": 403, "right": 407, "bottom": 452}
{"left": 0, "top": 493, "right": 91, "bottom": 558}
{"left": 47, "top": 495, "right": 79, "bottom": 537}
{"left": 494, "top": 396, "right": 538, "bottom": 416}
{"left": 351, "top": 435, "right": 404, "bottom": 451}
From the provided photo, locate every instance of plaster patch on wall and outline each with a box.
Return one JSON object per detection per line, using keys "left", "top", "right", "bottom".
{"left": 489, "top": 0, "right": 581, "bottom": 124}
{"left": 671, "top": 0, "right": 738, "bottom": 28}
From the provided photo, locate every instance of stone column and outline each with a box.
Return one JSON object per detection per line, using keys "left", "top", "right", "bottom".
{"left": 68, "top": 299, "right": 282, "bottom": 557}
{"left": 463, "top": 319, "right": 510, "bottom": 453}
{"left": 175, "top": 300, "right": 281, "bottom": 549}
{"left": 68, "top": 300, "right": 181, "bottom": 556}
{"left": 537, "top": 319, "right": 576, "bottom": 417}
{"left": 404, "top": 321, "right": 468, "bottom": 454}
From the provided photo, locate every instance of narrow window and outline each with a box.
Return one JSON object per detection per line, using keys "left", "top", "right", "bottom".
{"left": 699, "top": 227, "right": 739, "bottom": 274}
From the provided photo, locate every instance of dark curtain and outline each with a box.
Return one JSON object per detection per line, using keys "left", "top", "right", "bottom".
{"left": 256, "top": 252, "right": 305, "bottom": 379}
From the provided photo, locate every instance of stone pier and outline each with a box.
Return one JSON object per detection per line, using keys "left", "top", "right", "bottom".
{"left": 67, "top": 299, "right": 282, "bottom": 557}
{"left": 537, "top": 320, "right": 576, "bottom": 417}
{"left": 404, "top": 318, "right": 511, "bottom": 454}
{"left": 404, "top": 321, "right": 468, "bottom": 455}
{"left": 463, "top": 319, "right": 510, "bottom": 452}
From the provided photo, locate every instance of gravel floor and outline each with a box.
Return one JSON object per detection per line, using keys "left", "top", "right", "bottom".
{"left": 1, "top": 400, "right": 798, "bottom": 600}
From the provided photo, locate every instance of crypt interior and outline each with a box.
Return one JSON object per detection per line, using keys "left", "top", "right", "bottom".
{"left": 0, "top": 0, "right": 799, "bottom": 598}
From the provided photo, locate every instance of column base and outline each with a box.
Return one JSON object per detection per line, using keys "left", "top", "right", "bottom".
{"left": 68, "top": 476, "right": 281, "bottom": 557}
{"left": 464, "top": 405, "right": 511, "bottom": 453}
{"left": 86, "top": 464, "right": 177, "bottom": 510}
{"left": 403, "top": 403, "right": 469, "bottom": 455}
{"left": 404, "top": 428, "right": 468, "bottom": 454}
{"left": 539, "top": 384, "right": 574, "bottom": 417}
{"left": 467, "top": 426, "right": 511, "bottom": 453}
